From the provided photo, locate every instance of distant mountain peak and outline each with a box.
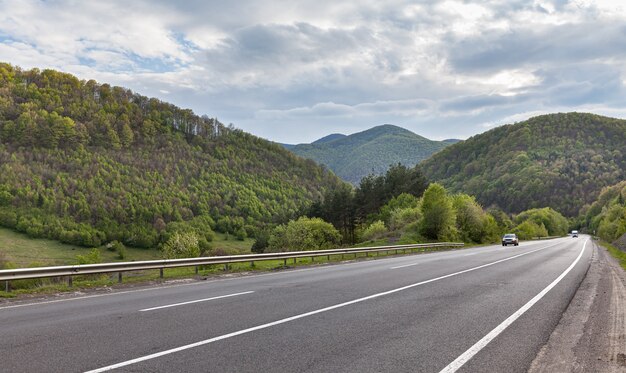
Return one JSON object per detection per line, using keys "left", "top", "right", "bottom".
{"left": 284, "top": 124, "right": 454, "bottom": 184}
{"left": 312, "top": 133, "right": 346, "bottom": 144}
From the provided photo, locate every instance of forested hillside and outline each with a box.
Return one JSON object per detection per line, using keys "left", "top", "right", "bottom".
{"left": 0, "top": 63, "right": 342, "bottom": 249}
{"left": 285, "top": 124, "right": 451, "bottom": 184}
{"left": 585, "top": 181, "right": 626, "bottom": 243}
{"left": 420, "top": 113, "right": 626, "bottom": 217}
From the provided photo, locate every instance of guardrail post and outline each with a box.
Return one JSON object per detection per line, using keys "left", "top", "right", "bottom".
{"left": 283, "top": 259, "right": 287, "bottom": 266}
{"left": 311, "top": 256, "right": 315, "bottom": 262}
{"left": 327, "top": 255, "right": 330, "bottom": 261}
{"left": 250, "top": 261, "right": 255, "bottom": 268}
{"left": 118, "top": 272, "right": 123, "bottom": 283}
{"left": 366, "top": 252, "right": 369, "bottom": 257}
{"left": 159, "top": 268, "right": 164, "bottom": 279}
{"left": 195, "top": 266, "right": 199, "bottom": 274}
{"left": 224, "top": 264, "right": 229, "bottom": 271}
{"left": 293, "top": 258, "right": 296, "bottom": 264}
{"left": 4, "top": 280, "right": 9, "bottom": 292}
{"left": 68, "top": 276, "right": 73, "bottom": 287}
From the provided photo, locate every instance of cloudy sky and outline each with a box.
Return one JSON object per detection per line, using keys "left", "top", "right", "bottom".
{"left": 1, "top": 0, "right": 625, "bottom": 143}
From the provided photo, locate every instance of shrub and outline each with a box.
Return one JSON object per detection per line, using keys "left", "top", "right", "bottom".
{"left": 251, "top": 230, "right": 270, "bottom": 253}
{"left": 161, "top": 232, "right": 201, "bottom": 259}
{"left": 267, "top": 217, "right": 341, "bottom": 252}
{"left": 513, "top": 220, "right": 548, "bottom": 240}
{"left": 362, "top": 220, "right": 387, "bottom": 241}
{"left": 75, "top": 248, "right": 102, "bottom": 265}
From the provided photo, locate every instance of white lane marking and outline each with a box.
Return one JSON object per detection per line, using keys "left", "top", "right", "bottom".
{"left": 390, "top": 262, "right": 421, "bottom": 269}
{"left": 438, "top": 239, "right": 588, "bottom": 373}
{"left": 84, "top": 245, "right": 554, "bottom": 372}
{"left": 0, "top": 239, "right": 565, "bottom": 311}
{"left": 390, "top": 240, "right": 564, "bottom": 269}
{"left": 0, "top": 266, "right": 330, "bottom": 311}
{"left": 139, "top": 291, "right": 254, "bottom": 312}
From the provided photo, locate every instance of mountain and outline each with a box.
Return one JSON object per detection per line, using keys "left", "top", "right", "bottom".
{"left": 420, "top": 113, "right": 626, "bottom": 217}
{"left": 312, "top": 133, "right": 346, "bottom": 144}
{"left": 0, "top": 63, "right": 342, "bottom": 249}
{"left": 286, "top": 124, "right": 451, "bottom": 184}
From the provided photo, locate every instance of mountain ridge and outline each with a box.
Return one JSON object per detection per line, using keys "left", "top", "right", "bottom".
{"left": 285, "top": 124, "right": 451, "bottom": 184}
{"left": 420, "top": 112, "right": 626, "bottom": 217}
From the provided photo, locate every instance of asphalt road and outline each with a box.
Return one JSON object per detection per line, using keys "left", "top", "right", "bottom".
{"left": 0, "top": 237, "right": 592, "bottom": 373}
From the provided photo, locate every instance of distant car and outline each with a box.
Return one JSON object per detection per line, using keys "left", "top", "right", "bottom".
{"left": 571, "top": 230, "right": 578, "bottom": 238}
{"left": 502, "top": 233, "right": 519, "bottom": 246}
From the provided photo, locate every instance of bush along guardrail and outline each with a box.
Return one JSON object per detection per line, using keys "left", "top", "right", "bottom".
{"left": 0, "top": 242, "right": 463, "bottom": 292}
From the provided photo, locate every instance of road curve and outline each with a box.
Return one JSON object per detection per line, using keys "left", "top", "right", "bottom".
{"left": 0, "top": 237, "right": 592, "bottom": 372}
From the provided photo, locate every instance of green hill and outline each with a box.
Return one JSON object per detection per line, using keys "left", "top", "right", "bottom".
{"left": 584, "top": 181, "right": 626, "bottom": 242}
{"left": 286, "top": 124, "right": 451, "bottom": 184}
{"left": 420, "top": 113, "right": 626, "bottom": 217}
{"left": 0, "top": 63, "right": 342, "bottom": 249}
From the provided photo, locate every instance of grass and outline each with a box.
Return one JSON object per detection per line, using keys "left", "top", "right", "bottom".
{"left": 0, "top": 226, "right": 475, "bottom": 298}
{"left": 0, "top": 227, "right": 254, "bottom": 268}
{"left": 602, "top": 241, "right": 626, "bottom": 271}
{"left": 0, "top": 242, "right": 464, "bottom": 298}
{"left": 0, "top": 227, "right": 160, "bottom": 266}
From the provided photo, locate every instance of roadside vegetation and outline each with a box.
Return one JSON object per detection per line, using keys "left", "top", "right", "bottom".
{"left": 584, "top": 181, "right": 626, "bottom": 243}
{"left": 420, "top": 113, "right": 626, "bottom": 217}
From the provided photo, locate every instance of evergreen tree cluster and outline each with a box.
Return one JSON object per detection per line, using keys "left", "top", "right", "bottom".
{"left": 0, "top": 64, "right": 342, "bottom": 248}
{"left": 306, "top": 164, "right": 429, "bottom": 243}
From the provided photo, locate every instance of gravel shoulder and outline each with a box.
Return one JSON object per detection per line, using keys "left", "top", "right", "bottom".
{"left": 528, "top": 240, "right": 626, "bottom": 372}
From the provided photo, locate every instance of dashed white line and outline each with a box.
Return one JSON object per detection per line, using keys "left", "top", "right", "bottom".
{"left": 438, "top": 239, "right": 588, "bottom": 373}
{"left": 85, "top": 245, "right": 552, "bottom": 373}
{"left": 139, "top": 291, "right": 254, "bottom": 312}
{"left": 390, "top": 262, "right": 422, "bottom": 269}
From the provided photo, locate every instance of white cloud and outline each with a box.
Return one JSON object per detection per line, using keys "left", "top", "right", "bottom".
{"left": 0, "top": 0, "right": 625, "bottom": 143}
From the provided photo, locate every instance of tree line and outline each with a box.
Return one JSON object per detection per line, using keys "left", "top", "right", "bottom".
{"left": 252, "top": 165, "right": 571, "bottom": 253}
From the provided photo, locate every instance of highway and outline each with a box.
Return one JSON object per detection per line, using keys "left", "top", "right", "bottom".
{"left": 0, "top": 237, "right": 591, "bottom": 372}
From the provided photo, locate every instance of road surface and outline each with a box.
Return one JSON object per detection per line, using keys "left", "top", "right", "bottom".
{"left": 0, "top": 237, "right": 591, "bottom": 372}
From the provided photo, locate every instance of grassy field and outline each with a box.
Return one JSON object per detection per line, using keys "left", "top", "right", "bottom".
{"left": 0, "top": 227, "right": 254, "bottom": 267}
{"left": 0, "top": 246, "right": 450, "bottom": 298}
{"left": 0, "top": 226, "right": 467, "bottom": 298}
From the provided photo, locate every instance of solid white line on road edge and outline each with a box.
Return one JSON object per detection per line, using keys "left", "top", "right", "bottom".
{"left": 139, "top": 291, "right": 254, "bottom": 312}
{"left": 438, "top": 239, "right": 589, "bottom": 373}
{"left": 84, "top": 244, "right": 555, "bottom": 373}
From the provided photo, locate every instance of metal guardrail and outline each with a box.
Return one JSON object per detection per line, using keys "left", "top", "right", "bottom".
{"left": 0, "top": 242, "right": 463, "bottom": 291}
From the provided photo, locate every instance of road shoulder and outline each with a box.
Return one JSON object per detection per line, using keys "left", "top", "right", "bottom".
{"left": 528, "top": 240, "right": 626, "bottom": 372}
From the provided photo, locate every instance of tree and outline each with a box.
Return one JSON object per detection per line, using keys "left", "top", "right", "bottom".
{"left": 452, "top": 194, "right": 497, "bottom": 243}
{"left": 419, "top": 183, "right": 456, "bottom": 240}
{"left": 161, "top": 232, "right": 200, "bottom": 259}
{"left": 267, "top": 217, "right": 341, "bottom": 252}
